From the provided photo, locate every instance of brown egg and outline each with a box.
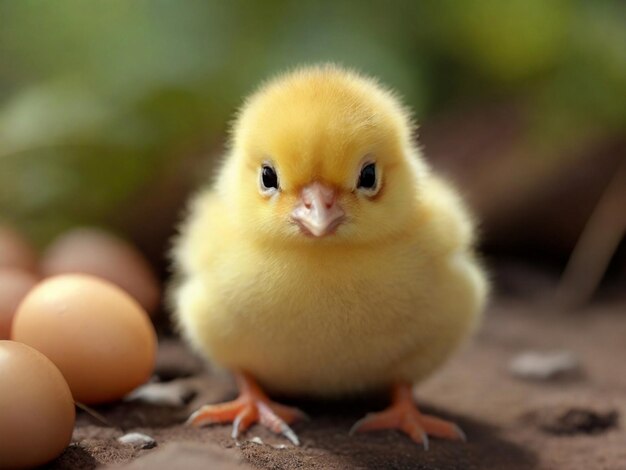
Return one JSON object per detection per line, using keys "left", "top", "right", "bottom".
{"left": 12, "top": 274, "right": 157, "bottom": 404}
{"left": 0, "top": 269, "right": 38, "bottom": 339}
{"left": 0, "top": 225, "right": 38, "bottom": 273}
{"left": 41, "top": 228, "right": 160, "bottom": 314}
{"left": 0, "top": 340, "right": 75, "bottom": 469}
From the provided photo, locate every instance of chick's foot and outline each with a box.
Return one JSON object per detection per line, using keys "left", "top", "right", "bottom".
{"left": 186, "top": 372, "right": 307, "bottom": 445}
{"left": 350, "top": 383, "right": 466, "bottom": 449}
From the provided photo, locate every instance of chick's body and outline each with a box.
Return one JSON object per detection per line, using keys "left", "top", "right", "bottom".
{"left": 172, "top": 65, "right": 487, "bottom": 401}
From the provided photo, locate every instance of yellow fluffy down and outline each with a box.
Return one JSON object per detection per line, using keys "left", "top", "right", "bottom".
{"left": 170, "top": 64, "right": 488, "bottom": 397}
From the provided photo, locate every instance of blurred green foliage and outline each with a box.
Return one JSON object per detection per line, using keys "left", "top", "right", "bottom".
{"left": 0, "top": 0, "right": 624, "bottom": 244}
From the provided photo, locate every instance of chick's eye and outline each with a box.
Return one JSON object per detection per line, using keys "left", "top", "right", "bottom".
{"left": 357, "top": 163, "right": 377, "bottom": 190}
{"left": 260, "top": 164, "right": 279, "bottom": 192}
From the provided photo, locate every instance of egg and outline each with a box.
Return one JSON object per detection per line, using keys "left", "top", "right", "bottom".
{"left": 0, "top": 225, "right": 38, "bottom": 273}
{"left": 12, "top": 274, "right": 157, "bottom": 404}
{"left": 0, "top": 340, "right": 75, "bottom": 469}
{"left": 0, "top": 269, "right": 38, "bottom": 339}
{"left": 41, "top": 228, "right": 161, "bottom": 314}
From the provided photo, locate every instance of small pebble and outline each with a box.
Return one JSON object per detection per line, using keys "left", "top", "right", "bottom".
{"left": 124, "top": 380, "right": 195, "bottom": 407}
{"left": 237, "top": 436, "right": 290, "bottom": 449}
{"left": 509, "top": 350, "right": 580, "bottom": 380}
{"left": 118, "top": 432, "right": 157, "bottom": 449}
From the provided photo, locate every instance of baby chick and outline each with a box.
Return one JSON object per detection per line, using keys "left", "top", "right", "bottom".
{"left": 170, "top": 64, "right": 488, "bottom": 448}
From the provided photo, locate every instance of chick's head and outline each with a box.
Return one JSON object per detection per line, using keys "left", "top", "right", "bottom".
{"left": 223, "top": 65, "right": 426, "bottom": 246}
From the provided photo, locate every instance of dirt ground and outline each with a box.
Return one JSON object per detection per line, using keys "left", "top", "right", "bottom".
{"left": 47, "top": 299, "right": 626, "bottom": 470}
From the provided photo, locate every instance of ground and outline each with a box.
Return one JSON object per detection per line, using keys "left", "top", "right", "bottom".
{"left": 48, "top": 300, "right": 625, "bottom": 470}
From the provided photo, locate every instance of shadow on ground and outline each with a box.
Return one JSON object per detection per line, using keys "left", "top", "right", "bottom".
{"left": 235, "top": 396, "right": 538, "bottom": 470}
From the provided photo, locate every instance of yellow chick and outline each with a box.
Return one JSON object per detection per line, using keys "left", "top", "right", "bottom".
{"left": 170, "top": 64, "right": 488, "bottom": 448}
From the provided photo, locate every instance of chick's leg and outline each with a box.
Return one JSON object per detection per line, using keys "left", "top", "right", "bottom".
{"left": 186, "top": 372, "right": 306, "bottom": 445}
{"left": 350, "top": 383, "right": 465, "bottom": 449}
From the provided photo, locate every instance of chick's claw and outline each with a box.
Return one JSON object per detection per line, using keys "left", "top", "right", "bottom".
{"left": 186, "top": 400, "right": 246, "bottom": 425}
{"left": 350, "top": 383, "right": 465, "bottom": 449}
{"left": 186, "top": 372, "right": 305, "bottom": 446}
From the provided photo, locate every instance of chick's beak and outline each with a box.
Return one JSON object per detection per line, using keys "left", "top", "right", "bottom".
{"left": 291, "top": 182, "right": 345, "bottom": 237}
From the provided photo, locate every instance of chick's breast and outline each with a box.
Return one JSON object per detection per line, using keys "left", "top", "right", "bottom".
{"left": 173, "top": 180, "right": 486, "bottom": 397}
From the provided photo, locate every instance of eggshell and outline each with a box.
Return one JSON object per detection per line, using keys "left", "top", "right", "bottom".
{"left": 0, "top": 340, "right": 75, "bottom": 469}
{"left": 0, "top": 268, "right": 38, "bottom": 339}
{"left": 41, "top": 228, "right": 160, "bottom": 314}
{"left": 0, "top": 225, "right": 38, "bottom": 273}
{"left": 12, "top": 274, "right": 157, "bottom": 404}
